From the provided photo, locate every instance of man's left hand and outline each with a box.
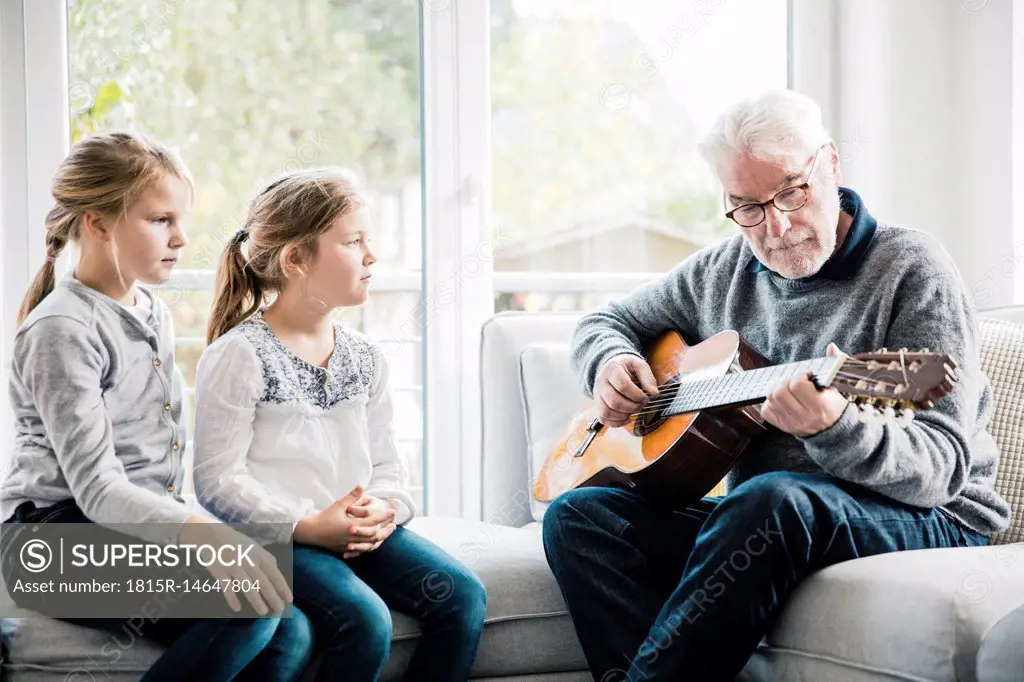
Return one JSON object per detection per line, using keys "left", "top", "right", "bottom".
{"left": 761, "top": 343, "right": 850, "bottom": 438}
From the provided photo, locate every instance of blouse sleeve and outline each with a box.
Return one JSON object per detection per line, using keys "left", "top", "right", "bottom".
{"left": 364, "top": 344, "right": 419, "bottom": 525}
{"left": 192, "top": 334, "right": 315, "bottom": 543}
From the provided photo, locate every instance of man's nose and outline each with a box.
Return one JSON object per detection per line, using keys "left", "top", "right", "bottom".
{"left": 763, "top": 205, "right": 790, "bottom": 240}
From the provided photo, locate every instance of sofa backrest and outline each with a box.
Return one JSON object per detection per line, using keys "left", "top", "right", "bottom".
{"left": 479, "top": 309, "right": 1024, "bottom": 541}
{"left": 978, "top": 308, "right": 1024, "bottom": 545}
{"left": 479, "top": 312, "right": 581, "bottom": 527}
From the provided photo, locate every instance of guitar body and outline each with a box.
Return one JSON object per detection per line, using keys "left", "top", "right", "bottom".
{"left": 533, "top": 330, "right": 771, "bottom": 506}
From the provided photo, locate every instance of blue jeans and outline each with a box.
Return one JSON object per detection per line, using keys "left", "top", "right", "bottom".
{"left": 3, "top": 500, "right": 310, "bottom": 682}
{"left": 542, "top": 471, "right": 989, "bottom": 682}
{"left": 292, "top": 525, "right": 487, "bottom": 682}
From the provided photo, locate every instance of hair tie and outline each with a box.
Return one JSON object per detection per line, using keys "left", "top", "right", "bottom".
{"left": 45, "top": 254, "right": 57, "bottom": 264}
{"left": 233, "top": 229, "right": 250, "bottom": 245}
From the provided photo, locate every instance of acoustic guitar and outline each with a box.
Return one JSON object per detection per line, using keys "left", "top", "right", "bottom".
{"left": 533, "top": 330, "right": 957, "bottom": 506}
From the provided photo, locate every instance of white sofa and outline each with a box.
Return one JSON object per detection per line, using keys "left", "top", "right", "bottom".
{"left": 3, "top": 309, "right": 1023, "bottom": 681}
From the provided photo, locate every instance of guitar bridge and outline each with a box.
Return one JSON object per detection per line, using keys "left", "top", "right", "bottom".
{"left": 573, "top": 417, "right": 602, "bottom": 458}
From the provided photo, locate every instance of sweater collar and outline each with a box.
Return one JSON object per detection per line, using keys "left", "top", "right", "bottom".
{"left": 745, "top": 186, "right": 877, "bottom": 280}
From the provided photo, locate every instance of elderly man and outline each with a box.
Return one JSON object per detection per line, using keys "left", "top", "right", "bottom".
{"left": 542, "top": 89, "right": 1011, "bottom": 681}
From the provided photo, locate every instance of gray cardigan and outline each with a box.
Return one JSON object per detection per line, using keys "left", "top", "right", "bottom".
{"left": 1, "top": 275, "right": 192, "bottom": 542}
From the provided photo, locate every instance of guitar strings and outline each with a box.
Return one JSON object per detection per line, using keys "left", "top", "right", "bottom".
{"left": 626, "top": 360, "right": 895, "bottom": 419}
{"left": 641, "top": 356, "right": 876, "bottom": 394}
{"left": 629, "top": 368, "right": 892, "bottom": 418}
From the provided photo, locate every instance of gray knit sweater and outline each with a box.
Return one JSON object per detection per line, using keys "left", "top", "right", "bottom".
{"left": 571, "top": 190, "right": 1011, "bottom": 536}
{"left": 2, "top": 274, "right": 192, "bottom": 543}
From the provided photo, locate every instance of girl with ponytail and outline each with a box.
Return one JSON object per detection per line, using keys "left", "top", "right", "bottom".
{"left": 193, "top": 167, "right": 487, "bottom": 681}
{"left": 2, "top": 132, "right": 307, "bottom": 681}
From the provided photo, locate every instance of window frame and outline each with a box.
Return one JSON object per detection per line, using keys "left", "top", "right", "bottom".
{"left": 1, "top": 0, "right": 72, "bottom": 462}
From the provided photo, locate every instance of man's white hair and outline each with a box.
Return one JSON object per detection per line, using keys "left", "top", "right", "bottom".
{"left": 698, "top": 89, "right": 831, "bottom": 170}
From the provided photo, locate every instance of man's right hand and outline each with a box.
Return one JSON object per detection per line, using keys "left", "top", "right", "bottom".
{"left": 294, "top": 486, "right": 396, "bottom": 556}
{"left": 593, "top": 353, "right": 660, "bottom": 427}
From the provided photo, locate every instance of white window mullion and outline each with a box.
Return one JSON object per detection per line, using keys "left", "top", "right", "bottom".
{"left": 0, "top": 0, "right": 69, "bottom": 458}
{"left": 24, "top": 0, "right": 71, "bottom": 249}
{"left": 422, "top": 0, "right": 493, "bottom": 520}
{"left": 1015, "top": 0, "right": 1024, "bottom": 305}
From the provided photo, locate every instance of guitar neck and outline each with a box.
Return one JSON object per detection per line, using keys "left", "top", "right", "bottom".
{"left": 663, "top": 357, "right": 843, "bottom": 416}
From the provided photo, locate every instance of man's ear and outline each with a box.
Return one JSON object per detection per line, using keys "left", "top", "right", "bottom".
{"left": 80, "top": 211, "right": 110, "bottom": 241}
{"left": 826, "top": 140, "right": 843, "bottom": 186}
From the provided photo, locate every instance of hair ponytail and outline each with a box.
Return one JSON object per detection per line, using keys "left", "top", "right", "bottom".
{"left": 17, "top": 205, "right": 78, "bottom": 324}
{"left": 205, "top": 167, "right": 365, "bottom": 344}
{"left": 207, "top": 232, "right": 264, "bottom": 344}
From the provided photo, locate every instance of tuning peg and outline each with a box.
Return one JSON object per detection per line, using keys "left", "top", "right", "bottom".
{"left": 896, "top": 409, "right": 915, "bottom": 427}
{"left": 856, "top": 403, "right": 879, "bottom": 424}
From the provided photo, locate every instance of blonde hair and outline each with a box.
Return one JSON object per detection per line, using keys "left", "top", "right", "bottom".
{"left": 17, "top": 131, "right": 193, "bottom": 324}
{"left": 206, "top": 167, "right": 365, "bottom": 344}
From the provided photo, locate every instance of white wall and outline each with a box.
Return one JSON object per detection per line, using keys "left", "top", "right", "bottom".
{"left": 793, "top": 0, "right": 1019, "bottom": 309}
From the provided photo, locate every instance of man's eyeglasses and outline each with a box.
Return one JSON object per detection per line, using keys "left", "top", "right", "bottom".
{"left": 723, "top": 146, "right": 824, "bottom": 229}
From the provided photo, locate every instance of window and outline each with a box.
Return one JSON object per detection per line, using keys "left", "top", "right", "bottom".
{"left": 5, "top": 0, "right": 790, "bottom": 518}
{"left": 67, "top": 0, "right": 426, "bottom": 510}
{"left": 490, "top": 0, "right": 789, "bottom": 311}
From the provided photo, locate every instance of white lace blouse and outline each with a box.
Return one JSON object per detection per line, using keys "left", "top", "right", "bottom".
{"left": 191, "top": 311, "right": 417, "bottom": 544}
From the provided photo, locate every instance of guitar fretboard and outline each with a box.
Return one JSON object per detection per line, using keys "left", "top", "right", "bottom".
{"left": 665, "top": 358, "right": 839, "bottom": 416}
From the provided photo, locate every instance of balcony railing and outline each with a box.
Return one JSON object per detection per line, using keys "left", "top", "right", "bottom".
{"left": 160, "top": 269, "right": 662, "bottom": 295}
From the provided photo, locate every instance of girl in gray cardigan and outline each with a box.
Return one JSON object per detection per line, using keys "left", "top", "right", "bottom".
{"left": 1, "top": 132, "right": 305, "bottom": 682}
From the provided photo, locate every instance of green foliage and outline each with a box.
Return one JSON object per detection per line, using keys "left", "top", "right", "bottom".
{"left": 69, "top": 0, "right": 422, "bottom": 271}
{"left": 67, "top": 0, "right": 727, "bottom": 266}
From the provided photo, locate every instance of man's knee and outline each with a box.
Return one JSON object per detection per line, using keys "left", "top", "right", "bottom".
{"left": 727, "top": 471, "right": 830, "bottom": 513}
{"left": 543, "top": 488, "right": 626, "bottom": 543}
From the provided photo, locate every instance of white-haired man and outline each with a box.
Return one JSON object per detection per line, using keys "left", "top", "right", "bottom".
{"left": 542, "top": 89, "right": 1010, "bottom": 681}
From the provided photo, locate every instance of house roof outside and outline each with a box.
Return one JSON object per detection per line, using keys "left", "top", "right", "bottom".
{"left": 495, "top": 212, "right": 723, "bottom": 261}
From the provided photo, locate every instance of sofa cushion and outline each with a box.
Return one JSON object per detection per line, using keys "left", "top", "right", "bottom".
{"left": 2, "top": 517, "right": 587, "bottom": 681}
{"left": 977, "top": 316, "right": 1024, "bottom": 544}
{"left": 519, "top": 343, "right": 584, "bottom": 523}
{"left": 480, "top": 313, "right": 583, "bottom": 529}
{"left": 751, "top": 543, "right": 1024, "bottom": 682}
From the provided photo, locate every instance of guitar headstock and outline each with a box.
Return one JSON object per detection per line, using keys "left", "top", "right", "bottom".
{"left": 828, "top": 348, "right": 957, "bottom": 428}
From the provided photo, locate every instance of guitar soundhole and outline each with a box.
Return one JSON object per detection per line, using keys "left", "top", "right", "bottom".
{"left": 632, "top": 377, "right": 679, "bottom": 437}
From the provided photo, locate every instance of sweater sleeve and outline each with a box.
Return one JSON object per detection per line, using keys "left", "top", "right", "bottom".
{"left": 801, "top": 272, "right": 986, "bottom": 508}
{"left": 12, "top": 317, "right": 192, "bottom": 543}
{"left": 364, "top": 345, "right": 418, "bottom": 525}
{"left": 571, "top": 254, "right": 707, "bottom": 396}
{"left": 192, "top": 334, "right": 315, "bottom": 543}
